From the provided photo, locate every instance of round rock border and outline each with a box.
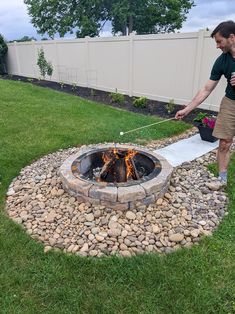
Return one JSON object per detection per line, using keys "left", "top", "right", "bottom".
{"left": 5, "top": 143, "right": 229, "bottom": 258}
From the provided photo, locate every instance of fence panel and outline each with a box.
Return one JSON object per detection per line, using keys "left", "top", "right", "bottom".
{"left": 6, "top": 31, "right": 225, "bottom": 111}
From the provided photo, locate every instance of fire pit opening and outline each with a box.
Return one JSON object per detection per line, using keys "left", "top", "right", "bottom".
{"left": 72, "top": 148, "right": 161, "bottom": 184}
{"left": 60, "top": 144, "right": 173, "bottom": 210}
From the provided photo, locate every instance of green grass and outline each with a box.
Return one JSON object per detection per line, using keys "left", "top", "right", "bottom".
{"left": 0, "top": 79, "right": 235, "bottom": 314}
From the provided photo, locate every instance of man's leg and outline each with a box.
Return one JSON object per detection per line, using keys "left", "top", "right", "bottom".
{"left": 217, "top": 138, "right": 233, "bottom": 182}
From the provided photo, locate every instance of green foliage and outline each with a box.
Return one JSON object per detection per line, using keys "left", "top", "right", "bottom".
{"left": 0, "top": 33, "right": 8, "bottom": 74}
{"left": 207, "top": 162, "right": 218, "bottom": 177}
{"left": 60, "top": 81, "right": 65, "bottom": 89}
{"left": 71, "top": 82, "right": 77, "bottom": 91}
{"left": 133, "top": 96, "right": 147, "bottom": 108}
{"left": 165, "top": 98, "right": 175, "bottom": 114}
{"left": 46, "top": 61, "right": 53, "bottom": 77}
{"left": 193, "top": 112, "right": 216, "bottom": 129}
{"left": 110, "top": 91, "right": 125, "bottom": 104}
{"left": 26, "top": 77, "right": 34, "bottom": 83}
{"left": 8, "top": 36, "right": 36, "bottom": 43}
{"left": 111, "top": 0, "right": 195, "bottom": 35}
{"left": 37, "top": 47, "right": 53, "bottom": 79}
{"left": 24, "top": 0, "right": 195, "bottom": 38}
{"left": 193, "top": 112, "right": 207, "bottom": 123}
{"left": 90, "top": 88, "right": 96, "bottom": 96}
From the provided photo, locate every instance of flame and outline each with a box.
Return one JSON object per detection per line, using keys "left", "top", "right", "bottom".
{"left": 101, "top": 148, "right": 137, "bottom": 181}
{"left": 125, "top": 149, "right": 137, "bottom": 179}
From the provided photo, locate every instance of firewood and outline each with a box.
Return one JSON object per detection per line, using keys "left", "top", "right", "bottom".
{"left": 129, "top": 157, "right": 140, "bottom": 180}
{"left": 100, "top": 159, "right": 115, "bottom": 180}
{"left": 114, "top": 158, "right": 127, "bottom": 182}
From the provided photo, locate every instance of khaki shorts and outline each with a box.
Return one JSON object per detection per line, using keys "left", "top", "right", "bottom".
{"left": 212, "top": 96, "right": 235, "bottom": 140}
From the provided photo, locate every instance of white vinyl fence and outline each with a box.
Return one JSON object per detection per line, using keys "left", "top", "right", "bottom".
{"left": 6, "top": 30, "right": 227, "bottom": 111}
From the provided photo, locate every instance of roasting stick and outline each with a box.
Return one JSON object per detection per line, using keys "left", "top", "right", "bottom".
{"left": 119, "top": 117, "right": 175, "bottom": 136}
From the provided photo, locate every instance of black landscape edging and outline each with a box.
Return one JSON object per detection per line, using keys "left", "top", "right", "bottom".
{"left": 2, "top": 74, "right": 217, "bottom": 125}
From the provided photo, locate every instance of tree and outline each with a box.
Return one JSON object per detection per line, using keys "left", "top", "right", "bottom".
{"left": 37, "top": 47, "right": 53, "bottom": 79}
{"left": 24, "top": 0, "right": 194, "bottom": 38}
{"left": 111, "top": 0, "right": 195, "bottom": 35}
{"left": 8, "top": 36, "right": 37, "bottom": 43}
{"left": 0, "top": 34, "right": 8, "bottom": 74}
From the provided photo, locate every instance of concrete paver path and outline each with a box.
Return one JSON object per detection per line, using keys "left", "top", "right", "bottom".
{"left": 155, "top": 134, "right": 219, "bottom": 167}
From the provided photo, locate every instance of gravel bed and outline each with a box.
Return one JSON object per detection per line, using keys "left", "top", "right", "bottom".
{"left": 5, "top": 133, "right": 234, "bottom": 257}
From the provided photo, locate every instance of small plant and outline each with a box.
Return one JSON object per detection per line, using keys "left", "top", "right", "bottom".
{"left": 109, "top": 91, "right": 125, "bottom": 104}
{"left": 37, "top": 47, "right": 53, "bottom": 79}
{"left": 71, "top": 82, "right": 77, "bottom": 92}
{"left": 60, "top": 81, "right": 65, "bottom": 89}
{"left": 193, "top": 112, "right": 216, "bottom": 129}
{"left": 90, "top": 88, "right": 95, "bottom": 97}
{"left": 165, "top": 99, "right": 175, "bottom": 114}
{"left": 46, "top": 62, "right": 53, "bottom": 79}
{"left": 27, "top": 78, "right": 34, "bottom": 83}
{"left": 133, "top": 96, "right": 147, "bottom": 108}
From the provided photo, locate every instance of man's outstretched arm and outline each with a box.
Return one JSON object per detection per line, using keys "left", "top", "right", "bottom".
{"left": 175, "top": 79, "right": 219, "bottom": 119}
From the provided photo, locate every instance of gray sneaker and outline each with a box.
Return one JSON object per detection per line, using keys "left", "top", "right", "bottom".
{"left": 218, "top": 176, "right": 227, "bottom": 185}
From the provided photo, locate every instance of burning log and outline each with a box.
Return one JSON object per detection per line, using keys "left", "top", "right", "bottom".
{"left": 100, "top": 158, "right": 115, "bottom": 181}
{"left": 129, "top": 157, "right": 140, "bottom": 180}
{"left": 99, "top": 148, "right": 139, "bottom": 183}
{"left": 113, "top": 158, "right": 127, "bottom": 182}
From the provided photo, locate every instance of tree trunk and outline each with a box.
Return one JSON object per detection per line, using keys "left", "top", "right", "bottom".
{"left": 128, "top": 15, "right": 133, "bottom": 34}
{"left": 123, "top": 22, "right": 127, "bottom": 35}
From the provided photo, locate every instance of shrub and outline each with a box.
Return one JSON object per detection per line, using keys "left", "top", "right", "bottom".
{"left": 37, "top": 47, "right": 53, "bottom": 79}
{"left": 133, "top": 96, "right": 147, "bottom": 108}
{"left": 46, "top": 61, "right": 53, "bottom": 78}
{"left": 71, "top": 82, "right": 77, "bottom": 92}
{"left": 110, "top": 92, "right": 125, "bottom": 104}
{"left": 90, "top": 88, "right": 95, "bottom": 96}
{"left": 165, "top": 99, "right": 175, "bottom": 114}
{"left": 59, "top": 81, "right": 65, "bottom": 89}
{"left": 0, "top": 34, "right": 8, "bottom": 74}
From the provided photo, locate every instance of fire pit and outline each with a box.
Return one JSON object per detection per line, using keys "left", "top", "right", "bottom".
{"left": 59, "top": 144, "right": 173, "bottom": 210}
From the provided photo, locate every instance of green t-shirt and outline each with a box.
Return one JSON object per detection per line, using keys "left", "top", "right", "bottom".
{"left": 210, "top": 52, "right": 235, "bottom": 100}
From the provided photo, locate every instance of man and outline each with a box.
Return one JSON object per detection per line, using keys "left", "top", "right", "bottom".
{"left": 175, "top": 20, "right": 235, "bottom": 185}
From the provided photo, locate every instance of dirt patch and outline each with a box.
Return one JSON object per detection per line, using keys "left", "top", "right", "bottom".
{"left": 2, "top": 75, "right": 217, "bottom": 124}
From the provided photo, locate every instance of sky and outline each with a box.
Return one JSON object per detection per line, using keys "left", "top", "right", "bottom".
{"left": 0, "top": 0, "right": 235, "bottom": 41}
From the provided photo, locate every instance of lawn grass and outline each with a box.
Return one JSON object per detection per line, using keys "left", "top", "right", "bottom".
{"left": 0, "top": 79, "right": 234, "bottom": 314}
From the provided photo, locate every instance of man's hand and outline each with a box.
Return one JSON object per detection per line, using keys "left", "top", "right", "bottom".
{"left": 230, "top": 74, "right": 235, "bottom": 88}
{"left": 175, "top": 107, "right": 189, "bottom": 120}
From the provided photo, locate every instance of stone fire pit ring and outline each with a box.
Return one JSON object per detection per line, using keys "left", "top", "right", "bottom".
{"left": 60, "top": 143, "right": 173, "bottom": 211}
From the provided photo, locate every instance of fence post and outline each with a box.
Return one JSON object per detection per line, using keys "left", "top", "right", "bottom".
{"left": 31, "top": 40, "right": 38, "bottom": 79}
{"left": 53, "top": 40, "right": 60, "bottom": 82}
{"left": 85, "top": 36, "right": 90, "bottom": 88}
{"left": 14, "top": 41, "right": 21, "bottom": 75}
{"left": 192, "top": 29, "right": 205, "bottom": 96}
{"left": 128, "top": 32, "right": 135, "bottom": 97}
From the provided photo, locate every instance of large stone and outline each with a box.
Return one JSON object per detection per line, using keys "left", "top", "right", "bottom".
{"left": 45, "top": 211, "right": 57, "bottom": 223}
{"left": 118, "top": 185, "right": 146, "bottom": 203}
{"left": 169, "top": 233, "right": 184, "bottom": 242}
{"left": 85, "top": 213, "right": 94, "bottom": 222}
{"left": 89, "top": 185, "right": 118, "bottom": 202}
{"left": 125, "top": 211, "right": 136, "bottom": 220}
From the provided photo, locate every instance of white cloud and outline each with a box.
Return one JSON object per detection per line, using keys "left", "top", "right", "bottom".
{"left": 0, "top": 0, "right": 40, "bottom": 40}
{"left": 181, "top": 0, "right": 235, "bottom": 32}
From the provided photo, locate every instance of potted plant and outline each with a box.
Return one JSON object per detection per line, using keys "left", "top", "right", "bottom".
{"left": 193, "top": 112, "right": 217, "bottom": 142}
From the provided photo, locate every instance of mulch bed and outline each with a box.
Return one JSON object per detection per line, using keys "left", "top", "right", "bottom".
{"left": 2, "top": 74, "right": 217, "bottom": 124}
